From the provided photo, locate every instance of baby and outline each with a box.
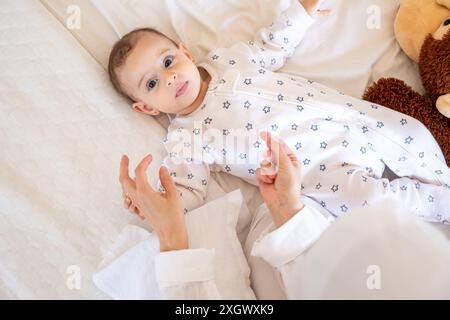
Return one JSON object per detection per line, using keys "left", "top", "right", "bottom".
{"left": 109, "top": 0, "right": 449, "bottom": 224}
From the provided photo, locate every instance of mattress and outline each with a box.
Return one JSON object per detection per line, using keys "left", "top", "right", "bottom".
{"left": 0, "top": 0, "right": 447, "bottom": 299}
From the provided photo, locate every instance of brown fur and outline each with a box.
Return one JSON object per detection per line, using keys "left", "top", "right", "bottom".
{"left": 419, "top": 31, "right": 450, "bottom": 103}
{"left": 363, "top": 30, "right": 450, "bottom": 165}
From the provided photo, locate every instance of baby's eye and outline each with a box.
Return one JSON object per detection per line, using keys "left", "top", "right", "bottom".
{"left": 146, "top": 79, "right": 158, "bottom": 91}
{"left": 164, "top": 55, "right": 174, "bottom": 68}
{"left": 444, "top": 18, "right": 450, "bottom": 26}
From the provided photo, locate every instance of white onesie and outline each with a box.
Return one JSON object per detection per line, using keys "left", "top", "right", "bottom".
{"left": 157, "top": 0, "right": 450, "bottom": 223}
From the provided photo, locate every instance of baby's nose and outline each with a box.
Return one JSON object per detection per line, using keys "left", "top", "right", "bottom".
{"left": 166, "top": 72, "right": 177, "bottom": 87}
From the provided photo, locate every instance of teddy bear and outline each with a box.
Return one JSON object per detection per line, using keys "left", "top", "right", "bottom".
{"left": 363, "top": 0, "right": 450, "bottom": 164}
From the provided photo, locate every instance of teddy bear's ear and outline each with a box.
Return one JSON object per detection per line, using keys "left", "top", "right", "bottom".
{"left": 436, "top": 0, "right": 450, "bottom": 11}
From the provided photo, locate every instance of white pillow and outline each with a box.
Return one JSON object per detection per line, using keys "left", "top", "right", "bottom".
{"left": 93, "top": 189, "right": 255, "bottom": 299}
{"left": 41, "top": 0, "right": 422, "bottom": 98}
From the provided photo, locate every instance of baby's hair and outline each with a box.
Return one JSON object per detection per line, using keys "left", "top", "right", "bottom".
{"left": 108, "top": 27, "right": 177, "bottom": 101}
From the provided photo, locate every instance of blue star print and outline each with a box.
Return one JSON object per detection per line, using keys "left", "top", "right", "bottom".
{"left": 160, "top": 1, "right": 450, "bottom": 226}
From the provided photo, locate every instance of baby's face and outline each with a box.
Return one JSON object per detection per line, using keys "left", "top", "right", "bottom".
{"left": 118, "top": 33, "right": 202, "bottom": 115}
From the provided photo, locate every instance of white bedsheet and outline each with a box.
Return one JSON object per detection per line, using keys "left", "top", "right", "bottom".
{"left": 0, "top": 0, "right": 163, "bottom": 299}
{"left": 0, "top": 0, "right": 447, "bottom": 299}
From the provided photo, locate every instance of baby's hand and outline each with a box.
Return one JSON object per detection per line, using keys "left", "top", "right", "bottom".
{"left": 299, "top": 0, "right": 332, "bottom": 17}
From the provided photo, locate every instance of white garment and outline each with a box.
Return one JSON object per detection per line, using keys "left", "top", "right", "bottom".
{"left": 158, "top": 0, "right": 450, "bottom": 222}
{"left": 93, "top": 190, "right": 256, "bottom": 300}
{"left": 155, "top": 196, "right": 333, "bottom": 299}
{"left": 155, "top": 197, "right": 450, "bottom": 300}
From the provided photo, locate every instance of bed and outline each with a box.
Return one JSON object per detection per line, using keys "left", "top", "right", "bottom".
{"left": 0, "top": 0, "right": 448, "bottom": 299}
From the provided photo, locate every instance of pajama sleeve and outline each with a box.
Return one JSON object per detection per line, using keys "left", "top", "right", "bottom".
{"left": 207, "top": 0, "right": 315, "bottom": 71}
{"left": 157, "top": 129, "right": 211, "bottom": 213}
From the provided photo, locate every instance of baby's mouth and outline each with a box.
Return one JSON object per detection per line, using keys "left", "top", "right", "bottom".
{"left": 176, "top": 81, "right": 189, "bottom": 98}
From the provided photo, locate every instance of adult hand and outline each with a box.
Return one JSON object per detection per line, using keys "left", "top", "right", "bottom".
{"left": 119, "top": 154, "right": 188, "bottom": 252}
{"left": 256, "top": 132, "right": 305, "bottom": 228}
{"left": 299, "top": 0, "right": 332, "bottom": 17}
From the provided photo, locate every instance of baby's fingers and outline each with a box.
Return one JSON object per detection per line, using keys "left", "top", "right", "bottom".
{"left": 256, "top": 168, "right": 274, "bottom": 184}
{"left": 316, "top": 9, "right": 332, "bottom": 17}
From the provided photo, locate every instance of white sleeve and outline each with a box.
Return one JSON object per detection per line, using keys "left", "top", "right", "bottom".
{"left": 250, "top": 196, "right": 334, "bottom": 268}
{"left": 249, "top": 197, "right": 334, "bottom": 300}
{"left": 206, "top": 0, "right": 315, "bottom": 71}
{"left": 155, "top": 249, "right": 221, "bottom": 299}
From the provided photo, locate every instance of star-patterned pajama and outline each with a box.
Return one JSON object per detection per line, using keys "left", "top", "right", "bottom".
{"left": 157, "top": 0, "right": 450, "bottom": 224}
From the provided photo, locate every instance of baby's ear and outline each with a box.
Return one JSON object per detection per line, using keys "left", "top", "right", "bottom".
{"left": 132, "top": 101, "right": 160, "bottom": 116}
